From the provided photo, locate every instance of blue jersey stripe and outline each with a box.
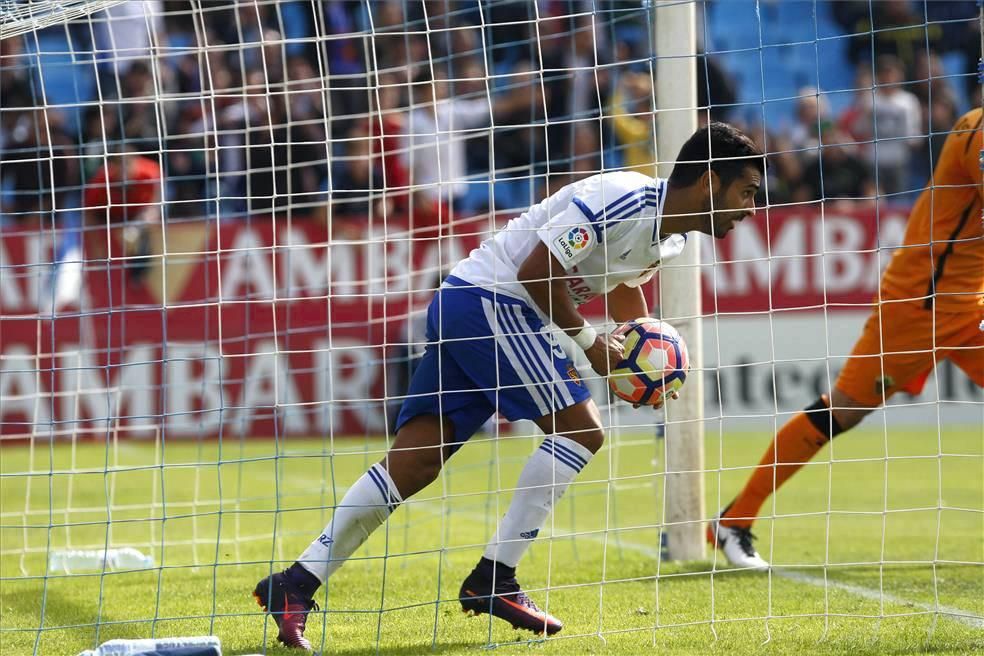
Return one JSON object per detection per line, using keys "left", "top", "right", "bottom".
{"left": 604, "top": 195, "right": 662, "bottom": 227}
{"left": 571, "top": 197, "right": 604, "bottom": 241}
{"left": 594, "top": 185, "right": 658, "bottom": 219}
{"left": 572, "top": 181, "right": 664, "bottom": 241}
{"left": 594, "top": 184, "right": 661, "bottom": 219}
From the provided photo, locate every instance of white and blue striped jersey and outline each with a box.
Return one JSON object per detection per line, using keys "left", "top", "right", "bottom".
{"left": 449, "top": 171, "right": 686, "bottom": 312}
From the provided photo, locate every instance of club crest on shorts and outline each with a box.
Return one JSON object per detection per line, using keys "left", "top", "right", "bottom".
{"left": 567, "top": 363, "right": 582, "bottom": 386}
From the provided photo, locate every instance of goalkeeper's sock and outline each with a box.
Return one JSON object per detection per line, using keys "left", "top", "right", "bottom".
{"left": 482, "top": 435, "right": 594, "bottom": 568}
{"left": 294, "top": 463, "right": 403, "bottom": 585}
{"left": 722, "top": 395, "right": 843, "bottom": 529}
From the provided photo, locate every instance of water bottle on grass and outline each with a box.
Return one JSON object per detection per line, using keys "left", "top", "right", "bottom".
{"left": 49, "top": 548, "right": 155, "bottom": 573}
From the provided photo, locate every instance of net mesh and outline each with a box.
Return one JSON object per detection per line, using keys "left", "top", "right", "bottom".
{"left": 1, "top": 1, "right": 981, "bottom": 654}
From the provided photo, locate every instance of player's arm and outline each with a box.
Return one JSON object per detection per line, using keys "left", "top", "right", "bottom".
{"left": 605, "top": 283, "right": 648, "bottom": 324}
{"left": 517, "top": 242, "right": 585, "bottom": 332}
{"left": 517, "top": 242, "right": 623, "bottom": 375}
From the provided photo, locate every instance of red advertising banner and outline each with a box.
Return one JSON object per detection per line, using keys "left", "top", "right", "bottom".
{"left": 0, "top": 205, "right": 909, "bottom": 439}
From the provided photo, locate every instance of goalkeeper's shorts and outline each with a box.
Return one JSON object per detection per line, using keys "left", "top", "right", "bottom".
{"left": 395, "top": 276, "right": 591, "bottom": 450}
{"left": 835, "top": 298, "right": 983, "bottom": 407}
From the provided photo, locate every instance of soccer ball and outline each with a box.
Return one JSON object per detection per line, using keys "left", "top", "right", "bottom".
{"left": 608, "top": 318, "right": 689, "bottom": 406}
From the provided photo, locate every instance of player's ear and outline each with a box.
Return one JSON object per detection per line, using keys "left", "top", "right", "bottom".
{"left": 698, "top": 169, "right": 720, "bottom": 198}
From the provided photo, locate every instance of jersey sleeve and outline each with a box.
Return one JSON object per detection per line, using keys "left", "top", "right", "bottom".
{"left": 537, "top": 172, "right": 660, "bottom": 270}
{"left": 537, "top": 201, "right": 599, "bottom": 270}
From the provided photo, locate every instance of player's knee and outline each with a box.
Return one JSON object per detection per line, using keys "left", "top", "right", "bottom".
{"left": 568, "top": 427, "right": 605, "bottom": 454}
{"left": 386, "top": 415, "right": 454, "bottom": 495}
{"left": 413, "top": 448, "right": 445, "bottom": 487}
{"left": 536, "top": 401, "right": 605, "bottom": 453}
{"left": 382, "top": 443, "right": 444, "bottom": 497}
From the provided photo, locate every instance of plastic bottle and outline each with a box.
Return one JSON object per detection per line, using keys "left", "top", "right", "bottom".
{"left": 76, "top": 636, "right": 221, "bottom": 656}
{"left": 48, "top": 547, "right": 155, "bottom": 573}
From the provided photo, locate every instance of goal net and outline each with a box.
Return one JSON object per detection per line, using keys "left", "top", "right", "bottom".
{"left": 1, "top": 1, "right": 981, "bottom": 653}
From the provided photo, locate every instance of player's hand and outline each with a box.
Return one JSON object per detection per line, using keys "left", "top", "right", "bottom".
{"left": 586, "top": 332, "right": 625, "bottom": 376}
{"left": 633, "top": 390, "right": 680, "bottom": 410}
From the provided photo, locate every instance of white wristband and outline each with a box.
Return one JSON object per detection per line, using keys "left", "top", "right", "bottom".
{"left": 572, "top": 323, "right": 598, "bottom": 351}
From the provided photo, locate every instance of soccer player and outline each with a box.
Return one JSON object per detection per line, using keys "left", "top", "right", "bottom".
{"left": 254, "top": 123, "right": 764, "bottom": 649}
{"left": 83, "top": 147, "right": 162, "bottom": 282}
{"left": 709, "top": 109, "right": 983, "bottom": 569}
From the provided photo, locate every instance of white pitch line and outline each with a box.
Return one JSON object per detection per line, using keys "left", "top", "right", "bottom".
{"left": 409, "top": 499, "right": 984, "bottom": 630}
{"left": 773, "top": 569, "right": 984, "bottom": 630}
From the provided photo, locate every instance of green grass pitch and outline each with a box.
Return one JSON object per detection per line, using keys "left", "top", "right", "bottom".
{"left": 1, "top": 426, "right": 981, "bottom": 655}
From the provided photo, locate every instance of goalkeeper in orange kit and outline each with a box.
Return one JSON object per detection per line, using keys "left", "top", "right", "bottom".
{"left": 709, "top": 108, "right": 984, "bottom": 568}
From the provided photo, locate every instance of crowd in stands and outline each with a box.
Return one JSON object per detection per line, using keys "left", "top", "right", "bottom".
{"left": 0, "top": 0, "right": 980, "bottom": 233}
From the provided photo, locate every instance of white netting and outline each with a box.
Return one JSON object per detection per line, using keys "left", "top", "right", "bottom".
{"left": 1, "top": 1, "right": 981, "bottom": 654}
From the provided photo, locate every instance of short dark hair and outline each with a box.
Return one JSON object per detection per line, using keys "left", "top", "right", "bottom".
{"left": 668, "top": 122, "right": 764, "bottom": 189}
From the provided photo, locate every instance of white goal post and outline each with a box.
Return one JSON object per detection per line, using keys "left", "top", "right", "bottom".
{"left": 655, "top": 0, "right": 704, "bottom": 562}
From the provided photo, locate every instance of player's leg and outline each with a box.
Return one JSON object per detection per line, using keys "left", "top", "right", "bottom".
{"left": 251, "top": 372, "right": 458, "bottom": 649}
{"left": 479, "top": 399, "right": 603, "bottom": 572}
{"left": 711, "top": 300, "right": 939, "bottom": 568}
{"left": 287, "top": 414, "right": 454, "bottom": 588}
{"left": 455, "top": 297, "right": 598, "bottom": 634}
{"left": 254, "top": 286, "right": 493, "bottom": 648}
{"left": 460, "top": 404, "right": 601, "bottom": 636}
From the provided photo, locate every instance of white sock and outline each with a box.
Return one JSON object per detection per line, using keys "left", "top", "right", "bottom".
{"left": 296, "top": 463, "right": 403, "bottom": 583}
{"left": 483, "top": 435, "right": 594, "bottom": 568}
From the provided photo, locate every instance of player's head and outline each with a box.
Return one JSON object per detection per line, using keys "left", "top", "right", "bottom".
{"left": 668, "top": 122, "right": 763, "bottom": 239}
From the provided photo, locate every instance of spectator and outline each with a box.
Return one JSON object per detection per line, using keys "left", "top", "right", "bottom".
{"left": 80, "top": 103, "right": 122, "bottom": 179}
{"left": 753, "top": 127, "right": 803, "bottom": 207}
{"left": 368, "top": 71, "right": 410, "bottom": 214}
{"left": 2, "top": 109, "right": 79, "bottom": 221}
{"left": 911, "top": 51, "right": 960, "bottom": 111}
{"left": 789, "top": 88, "right": 832, "bottom": 161}
{"left": 837, "top": 66, "right": 875, "bottom": 145}
{"left": 492, "top": 60, "right": 549, "bottom": 196}
{"left": 118, "top": 60, "right": 162, "bottom": 148}
{"left": 84, "top": 147, "right": 162, "bottom": 226}
{"left": 240, "top": 67, "right": 325, "bottom": 217}
{"left": 794, "top": 128, "right": 877, "bottom": 208}
{"left": 259, "top": 28, "right": 286, "bottom": 87}
{"left": 567, "top": 13, "right": 611, "bottom": 121}
{"left": 403, "top": 68, "right": 539, "bottom": 219}
{"left": 867, "top": 55, "right": 923, "bottom": 195}
{"left": 0, "top": 35, "right": 34, "bottom": 138}
{"left": 911, "top": 51, "right": 961, "bottom": 184}
{"left": 83, "top": 147, "right": 162, "bottom": 279}
{"left": 610, "top": 70, "right": 655, "bottom": 176}
{"left": 166, "top": 105, "right": 215, "bottom": 220}
{"left": 324, "top": 125, "right": 387, "bottom": 220}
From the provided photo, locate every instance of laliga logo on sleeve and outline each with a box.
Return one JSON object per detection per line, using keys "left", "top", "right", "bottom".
{"left": 567, "top": 227, "right": 590, "bottom": 250}
{"left": 555, "top": 226, "right": 591, "bottom": 261}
